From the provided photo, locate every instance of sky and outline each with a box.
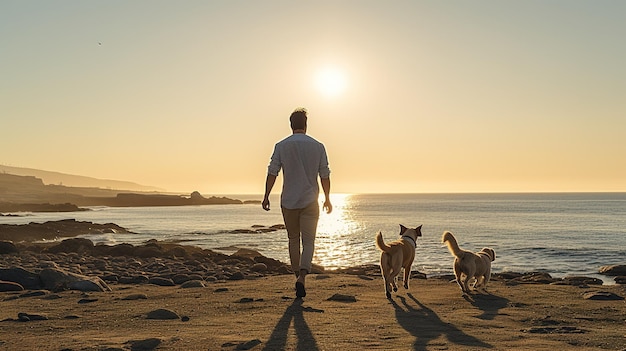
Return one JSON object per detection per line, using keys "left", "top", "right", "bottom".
{"left": 1, "top": 1, "right": 625, "bottom": 194}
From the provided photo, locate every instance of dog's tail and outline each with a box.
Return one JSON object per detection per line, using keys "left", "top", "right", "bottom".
{"left": 442, "top": 231, "right": 463, "bottom": 258}
{"left": 376, "top": 231, "right": 392, "bottom": 252}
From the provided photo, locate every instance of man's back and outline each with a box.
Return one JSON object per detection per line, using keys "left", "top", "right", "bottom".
{"left": 268, "top": 134, "right": 330, "bottom": 209}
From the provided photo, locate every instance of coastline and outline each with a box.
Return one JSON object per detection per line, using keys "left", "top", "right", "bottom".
{"left": 1, "top": 219, "right": 625, "bottom": 350}
{"left": 1, "top": 237, "right": 625, "bottom": 350}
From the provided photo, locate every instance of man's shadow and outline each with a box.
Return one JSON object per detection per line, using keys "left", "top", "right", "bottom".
{"left": 391, "top": 293, "right": 493, "bottom": 350}
{"left": 263, "top": 299, "right": 323, "bottom": 351}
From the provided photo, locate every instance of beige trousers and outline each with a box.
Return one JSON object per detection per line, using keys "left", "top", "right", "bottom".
{"left": 281, "top": 201, "right": 320, "bottom": 274}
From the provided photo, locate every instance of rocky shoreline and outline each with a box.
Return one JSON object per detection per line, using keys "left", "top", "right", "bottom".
{"left": 1, "top": 222, "right": 625, "bottom": 350}
{"left": 1, "top": 235, "right": 625, "bottom": 295}
{"left": 1, "top": 220, "right": 625, "bottom": 292}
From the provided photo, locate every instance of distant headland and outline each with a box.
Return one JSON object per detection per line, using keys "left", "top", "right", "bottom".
{"left": 0, "top": 172, "right": 253, "bottom": 213}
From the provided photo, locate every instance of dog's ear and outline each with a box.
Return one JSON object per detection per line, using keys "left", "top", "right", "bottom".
{"left": 483, "top": 248, "right": 496, "bottom": 261}
{"left": 399, "top": 224, "right": 407, "bottom": 235}
{"left": 415, "top": 225, "right": 423, "bottom": 236}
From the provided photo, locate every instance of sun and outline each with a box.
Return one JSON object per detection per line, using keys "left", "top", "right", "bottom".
{"left": 315, "top": 66, "right": 347, "bottom": 97}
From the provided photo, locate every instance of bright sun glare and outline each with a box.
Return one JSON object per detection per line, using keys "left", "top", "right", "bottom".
{"left": 315, "top": 67, "right": 347, "bottom": 97}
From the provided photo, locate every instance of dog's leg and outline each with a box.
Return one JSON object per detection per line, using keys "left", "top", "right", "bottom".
{"left": 403, "top": 267, "right": 411, "bottom": 290}
{"left": 383, "top": 274, "right": 392, "bottom": 298}
{"left": 381, "top": 260, "right": 393, "bottom": 299}
{"left": 453, "top": 261, "right": 466, "bottom": 293}
{"left": 482, "top": 268, "right": 492, "bottom": 293}
{"left": 390, "top": 268, "right": 399, "bottom": 293}
{"left": 464, "top": 267, "right": 477, "bottom": 294}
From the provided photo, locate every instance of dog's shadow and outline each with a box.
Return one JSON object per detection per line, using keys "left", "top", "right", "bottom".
{"left": 467, "top": 292, "right": 510, "bottom": 320}
{"left": 391, "top": 293, "right": 493, "bottom": 350}
{"left": 263, "top": 298, "right": 324, "bottom": 351}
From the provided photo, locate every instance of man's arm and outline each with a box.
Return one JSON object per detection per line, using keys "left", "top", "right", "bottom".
{"left": 321, "top": 177, "right": 332, "bottom": 214}
{"left": 262, "top": 174, "right": 277, "bottom": 211}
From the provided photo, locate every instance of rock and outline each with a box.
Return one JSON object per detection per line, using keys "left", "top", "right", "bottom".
{"left": 146, "top": 308, "right": 179, "bottom": 320}
{"left": 128, "top": 337, "right": 161, "bottom": 351}
{"left": 0, "top": 267, "right": 41, "bottom": 290}
{"left": 39, "top": 268, "right": 111, "bottom": 292}
{"left": 46, "top": 238, "right": 94, "bottom": 254}
{"left": 0, "top": 241, "right": 18, "bottom": 254}
{"left": 513, "top": 272, "right": 557, "bottom": 284}
{"left": 0, "top": 280, "right": 24, "bottom": 292}
{"left": 228, "top": 271, "right": 245, "bottom": 280}
{"left": 0, "top": 218, "right": 130, "bottom": 242}
{"left": 495, "top": 271, "right": 524, "bottom": 280}
{"left": 235, "top": 339, "right": 262, "bottom": 350}
{"left": 250, "top": 263, "right": 267, "bottom": 272}
{"left": 558, "top": 276, "right": 604, "bottom": 286}
{"left": 583, "top": 291, "right": 624, "bottom": 300}
{"left": 17, "top": 312, "right": 48, "bottom": 322}
{"left": 78, "top": 298, "right": 98, "bottom": 304}
{"left": 524, "top": 326, "right": 586, "bottom": 334}
{"left": 148, "top": 277, "right": 175, "bottom": 286}
{"left": 327, "top": 293, "right": 357, "bottom": 302}
{"left": 311, "top": 263, "right": 325, "bottom": 274}
{"left": 614, "top": 276, "right": 626, "bottom": 284}
{"left": 121, "top": 293, "right": 148, "bottom": 300}
{"left": 232, "top": 248, "right": 263, "bottom": 259}
{"left": 599, "top": 265, "right": 626, "bottom": 276}
{"left": 19, "top": 290, "right": 46, "bottom": 298}
{"left": 180, "top": 280, "right": 206, "bottom": 288}
{"left": 118, "top": 275, "right": 149, "bottom": 284}
{"left": 171, "top": 274, "right": 191, "bottom": 284}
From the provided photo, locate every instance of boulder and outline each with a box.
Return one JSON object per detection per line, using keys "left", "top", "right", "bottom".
{"left": 39, "top": 268, "right": 111, "bottom": 292}
{"left": 614, "top": 276, "right": 626, "bottom": 285}
{"left": 46, "top": 238, "right": 94, "bottom": 254}
{"left": 558, "top": 276, "right": 604, "bottom": 286}
{"left": 0, "top": 267, "right": 41, "bottom": 290}
{"left": 599, "top": 265, "right": 626, "bottom": 276}
{"left": 0, "top": 241, "right": 18, "bottom": 254}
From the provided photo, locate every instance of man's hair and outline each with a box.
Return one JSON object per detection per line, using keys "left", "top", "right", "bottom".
{"left": 290, "top": 108, "right": 308, "bottom": 130}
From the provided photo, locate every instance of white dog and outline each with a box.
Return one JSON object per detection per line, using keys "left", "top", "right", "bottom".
{"left": 442, "top": 231, "right": 495, "bottom": 295}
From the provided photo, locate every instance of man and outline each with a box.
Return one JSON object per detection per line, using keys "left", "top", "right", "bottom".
{"left": 262, "top": 108, "right": 332, "bottom": 298}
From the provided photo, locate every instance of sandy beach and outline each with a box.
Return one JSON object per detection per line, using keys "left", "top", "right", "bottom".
{"left": 1, "top": 236, "right": 625, "bottom": 351}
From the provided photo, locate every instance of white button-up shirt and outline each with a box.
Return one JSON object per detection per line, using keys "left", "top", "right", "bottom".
{"left": 267, "top": 134, "right": 331, "bottom": 209}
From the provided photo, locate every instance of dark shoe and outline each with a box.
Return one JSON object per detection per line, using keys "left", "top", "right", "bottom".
{"left": 295, "top": 281, "right": 306, "bottom": 298}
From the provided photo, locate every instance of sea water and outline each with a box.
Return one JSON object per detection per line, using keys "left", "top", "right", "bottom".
{"left": 2, "top": 193, "right": 625, "bottom": 283}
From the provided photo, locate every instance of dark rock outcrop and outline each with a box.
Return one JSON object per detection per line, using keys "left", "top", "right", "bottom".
{"left": 0, "top": 219, "right": 131, "bottom": 242}
{"left": 599, "top": 265, "right": 626, "bottom": 276}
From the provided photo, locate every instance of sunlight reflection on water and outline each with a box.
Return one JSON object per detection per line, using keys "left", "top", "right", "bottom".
{"left": 314, "top": 194, "right": 365, "bottom": 269}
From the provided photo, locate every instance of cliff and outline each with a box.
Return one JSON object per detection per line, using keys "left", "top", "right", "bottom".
{"left": 0, "top": 173, "right": 243, "bottom": 212}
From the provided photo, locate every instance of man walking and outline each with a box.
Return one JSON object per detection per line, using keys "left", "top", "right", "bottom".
{"left": 262, "top": 108, "right": 332, "bottom": 298}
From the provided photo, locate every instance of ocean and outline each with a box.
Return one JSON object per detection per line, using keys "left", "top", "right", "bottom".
{"left": 2, "top": 193, "right": 625, "bottom": 284}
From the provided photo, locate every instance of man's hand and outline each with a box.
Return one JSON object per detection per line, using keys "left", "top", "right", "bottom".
{"left": 323, "top": 200, "right": 332, "bottom": 214}
{"left": 262, "top": 198, "right": 271, "bottom": 211}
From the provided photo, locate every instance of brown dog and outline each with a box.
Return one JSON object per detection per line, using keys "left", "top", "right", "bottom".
{"left": 376, "top": 224, "right": 422, "bottom": 298}
{"left": 442, "top": 231, "right": 495, "bottom": 295}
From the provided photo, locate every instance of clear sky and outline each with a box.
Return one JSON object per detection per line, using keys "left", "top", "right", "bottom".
{"left": 1, "top": 1, "right": 625, "bottom": 194}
